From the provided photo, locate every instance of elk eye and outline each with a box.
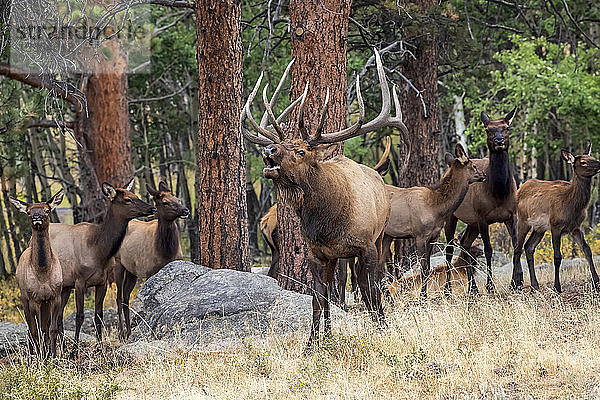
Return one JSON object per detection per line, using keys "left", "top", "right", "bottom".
{"left": 296, "top": 150, "right": 305, "bottom": 156}
{"left": 125, "top": 198, "right": 133, "bottom": 203}
{"left": 45, "top": 209, "right": 50, "bottom": 214}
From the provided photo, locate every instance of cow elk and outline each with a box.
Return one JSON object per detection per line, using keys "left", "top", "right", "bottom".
{"left": 444, "top": 109, "right": 517, "bottom": 295}
{"left": 512, "top": 146, "right": 600, "bottom": 292}
{"left": 383, "top": 144, "right": 486, "bottom": 298}
{"left": 49, "top": 181, "right": 156, "bottom": 352}
{"left": 10, "top": 190, "right": 64, "bottom": 357}
{"left": 242, "top": 50, "right": 406, "bottom": 348}
{"left": 114, "top": 181, "right": 189, "bottom": 339}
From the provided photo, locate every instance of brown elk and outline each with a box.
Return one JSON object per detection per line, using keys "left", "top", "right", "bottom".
{"left": 242, "top": 50, "right": 406, "bottom": 347}
{"left": 383, "top": 144, "right": 486, "bottom": 298}
{"left": 113, "top": 181, "right": 189, "bottom": 339}
{"left": 49, "top": 181, "right": 156, "bottom": 352}
{"left": 512, "top": 146, "right": 600, "bottom": 292}
{"left": 444, "top": 109, "right": 517, "bottom": 294}
{"left": 10, "top": 190, "right": 64, "bottom": 357}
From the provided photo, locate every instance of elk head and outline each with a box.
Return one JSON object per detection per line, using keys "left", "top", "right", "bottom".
{"left": 481, "top": 108, "right": 516, "bottom": 152}
{"left": 241, "top": 50, "right": 409, "bottom": 186}
{"left": 562, "top": 144, "right": 600, "bottom": 178}
{"left": 444, "top": 144, "right": 487, "bottom": 184}
{"left": 146, "top": 181, "right": 189, "bottom": 221}
{"left": 102, "top": 180, "right": 156, "bottom": 219}
{"left": 10, "top": 189, "right": 64, "bottom": 231}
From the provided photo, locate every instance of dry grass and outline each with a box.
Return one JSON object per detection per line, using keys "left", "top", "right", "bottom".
{"left": 2, "top": 260, "right": 600, "bottom": 399}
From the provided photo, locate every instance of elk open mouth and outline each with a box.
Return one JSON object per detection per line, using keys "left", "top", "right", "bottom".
{"left": 262, "top": 155, "right": 281, "bottom": 179}
{"left": 32, "top": 219, "right": 43, "bottom": 226}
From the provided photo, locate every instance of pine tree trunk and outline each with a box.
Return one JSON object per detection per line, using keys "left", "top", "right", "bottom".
{"left": 194, "top": 0, "right": 250, "bottom": 271}
{"left": 276, "top": 0, "right": 351, "bottom": 293}
{"left": 395, "top": 0, "right": 440, "bottom": 273}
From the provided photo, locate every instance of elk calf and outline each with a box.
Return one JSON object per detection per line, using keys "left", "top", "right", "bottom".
{"left": 384, "top": 144, "right": 486, "bottom": 298}
{"left": 512, "top": 146, "right": 600, "bottom": 292}
{"left": 114, "top": 181, "right": 189, "bottom": 339}
{"left": 50, "top": 181, "right": 155, "bottom": 352}
{"left": 10, "top": 190, "right": 64, "bottom": 356}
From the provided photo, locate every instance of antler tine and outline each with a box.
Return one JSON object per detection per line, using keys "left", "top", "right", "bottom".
{"left": 241, "top": 71, "right": 280, "bottom": 143}
{"left": 260, "top": 58, "right": 295, "bottom": 127}
{"left": 242, "top": 126, "right": 275, "bottom": 146}
{"left": 297, "top": 82, "right": 310, "bottom": 141}
{"left": 311, "top": 87, "right": 330, "bottom": 143}
{"left": 276, "top": 83, "right": 307, "bottom": 125}
{"left": 388, "top": 85, "right": 409, "bottom": 135}
{"left": 314, "top": 70, "right": 365, "bottom": 144}
{"left": 262, "top": 84, "right": 286, "bottom": 141}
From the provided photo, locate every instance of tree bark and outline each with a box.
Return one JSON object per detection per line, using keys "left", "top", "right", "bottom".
{"left": 275, "top": 0, "right": 352, "bottom": 293}
{"left": 194, "top": 0, "right": 250, "bottom": 271}
{"left": 394, "top": 0, "right": 440, "bottom": 273}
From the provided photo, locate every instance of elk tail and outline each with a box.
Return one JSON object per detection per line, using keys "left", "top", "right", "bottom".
{"left": 373, "top": 136, "right": 391, "bottom": 176}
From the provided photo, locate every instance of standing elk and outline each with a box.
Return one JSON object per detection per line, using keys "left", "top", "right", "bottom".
{"left": 10, "top": 190, "right": 64, "bottom": 357}
{"left": 113, "top": 181, "right": 189, "bottom": 339}
{"left": 444, "top": 109, "right": 518, "bottom": 294}
{"left": 383, "top": 144, "right": 486, "bottom": 298}
{"left": 242, "top": 50, "right": 406, "bottom": 348}
{"left": 49, "top": 181, "right": 155, "bottom": 352}
{"left": 512, "top": 146, "right": 600, "bottom": 292}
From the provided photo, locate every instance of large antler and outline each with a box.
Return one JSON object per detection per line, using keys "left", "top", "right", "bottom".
{"left": 312, "top": 50, "right": 409, "bottom": 144}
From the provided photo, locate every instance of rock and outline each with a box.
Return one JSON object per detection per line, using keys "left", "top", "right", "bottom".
{"left": 130, "top": 260, "right": 344, "bottom": 351}
{"left": 0, "top": 322, "right": 28, "bottom": 356}
{"left": 251, "top": 266, "right": 270, "bottom": 276}
{"left": 63, "top": 308, "right": 119, "bottom": 337}
{"left": 116, "top": 339, "right": 173, "bottom": 362}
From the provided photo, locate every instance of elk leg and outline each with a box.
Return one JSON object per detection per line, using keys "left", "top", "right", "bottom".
{"left": 349, "top": 258, "right": 359, "bottom": 300}
{"left": 511, "top": 219, "right": 530, "bottom": 290}
{"left": 122, "top": 270, "right": 137, "bottom": 339}
{"left": 324, "top": 259, "right": 337, "bottom": 336}
{"left": 504, "top": 215, "right": 517, "bottom": 248}
{"left": 40, "top": 302, "right": 50, "bottom": 357}
{"left": 382, "top": 234, "right": 394, "bottom": 278}
{"left": 22, "top": 298, "right": 37, "bottom": 355}
{"left": 550, "top": 229, "right": 563, "bottom": 293}
{"left": 306, "top": 259, "right": 328, "bottom": 351}
{"left": 114, "top": 260, "right": 126, "bottom": 339}
{"left": 333, "top": 258, "right": 347, "bottom": 310}
{"left": 94, "top": 282, "right": 107, "bottom": 342}
{"left": 444, "top": 215, "right": 458, "bottom": 296}
{"left": 57, "top": 287, "right": 71, "bottom": 353}
{"left": 49, "top": 297, "right": 61, "bottom": 357}
{"left": 417, "top": 238, "right": 431, "bottom": 299}
{"left": 358, "top": 242, "right": 385, "bottom": 324}
{"left": 571, "top": 228, "right": 600, "bottom": 290}
{"left": 73, "top": 281, "right": 86, "bottom": 355}
{"left": 459, "top": 225, "right": 480, "bottom": 295}
{"left": 524, "top": 230, "right": 544, "bottom": 290}
{"left": 478, "top": 221, "right": 495, "bottom": 293}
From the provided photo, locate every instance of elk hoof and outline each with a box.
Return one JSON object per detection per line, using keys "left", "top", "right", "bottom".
{"left": 553, "top": 284, "right": 562, "bottom": 294}
{"left": 486, "top": 282, "right": 496, "bottom": 294}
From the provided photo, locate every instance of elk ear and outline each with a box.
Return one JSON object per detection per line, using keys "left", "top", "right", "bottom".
{"left": 454, "top": 143, "right": 469, "bottom": 164}
{"left": 314, "top": 143, "right": 338, "bottom": 160}
{"left": 586, "top": 142, "right": 592, "bottom": 155}
{"left": 9, "top": 197, "right": 29, "bottom": 214}
{"left": 444, "top": 152, "right": 455, "bottom": 165}
{"left": 124, "top": 178, "right": 136, "bottom": 192}
{"left": 146, "top": 183, "right": 159, "bottom": 197}
{"left": 481, "top": 111, "right": 491, "bottom": 127}
{"left": 102, "top": 182, "right": 117, "bottom": 201}
{"left": 47, "top": 189, "right": 64, "bottom": 211}
{"left": 158, "top": 180, "right": 170, "bottom": 193}
{"left": 561, "top": 149, "right": 575, "bottom": 164}
{"left": 504, "top": 107, "right": 517, "bottom": 126}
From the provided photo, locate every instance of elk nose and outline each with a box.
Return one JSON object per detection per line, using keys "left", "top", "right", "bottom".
{"left": 494, "top": 138, "right": 505, "bottom": 146}
{"left": 263, "top": 145, "right": 278, "bottom": 157}
{"left": 182, "top": 207, "right": 190, "bottom": 216}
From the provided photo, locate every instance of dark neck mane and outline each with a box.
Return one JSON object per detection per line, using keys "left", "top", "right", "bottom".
{"left": 89, "top": 207, "right": 130, "bottom": 262}
{"left": 568, "top": 173, "right": 592, "bottom": 212}
{"left": 31, "top": 229, "right": 52, "bottom": 270}
{"left": 156, "top": 217, "right": 180, "bottom": 260}
{"left": 430, "top": 167, "right": 470, "bottom": 217}
{"left": 487, "top": 150, "right": 513, "bottom": 199}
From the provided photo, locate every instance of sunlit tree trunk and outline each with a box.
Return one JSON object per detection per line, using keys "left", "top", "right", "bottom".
{"left": 194, "top": 0, "right": 250, "bottom": 271}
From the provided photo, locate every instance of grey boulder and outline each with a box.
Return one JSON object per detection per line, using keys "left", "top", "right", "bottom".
{"left": 63, "top": 308, "right": 119, "bottom": 337}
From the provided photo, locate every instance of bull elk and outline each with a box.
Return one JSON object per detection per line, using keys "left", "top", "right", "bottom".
{"left": 114, "top": 181, "right": 189, "bottom": 339}
{"left": 512, "top": 146, "right": 600, "bottom": 292}
{"left": 10, "top": 190, "right": 64, "bottom": 357}
{"left": 242, "top": 50, "right": 407, "bottom": 348}
{"left": 444, "top": 109, "right": 517, "bottom": 295}
{"left": 49, "top": 181, "right": 155, "bottom": 352}
{"left": 383, "top": 144, "right": 486, "bottom": 298}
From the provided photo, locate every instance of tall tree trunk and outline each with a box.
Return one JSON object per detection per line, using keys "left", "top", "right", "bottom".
{"left": 276, "top": 0, "right": 352, "bottom": 293}
{"left": 82, "top": 41, "right": 133, "bottom": 188}
{"left": 194, "top": 0, "right": 250, "bottom": 271}
{"left": 394, "top": 0, "right": 440, "bottom": 273}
